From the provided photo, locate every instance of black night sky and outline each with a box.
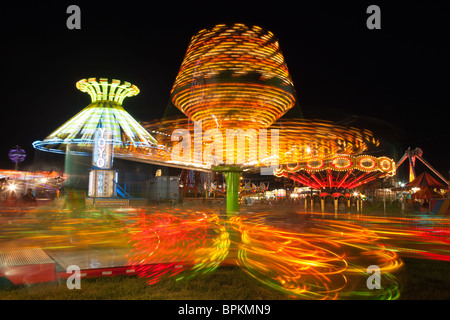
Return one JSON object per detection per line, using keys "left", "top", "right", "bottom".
{"left": 1, "top": 1, "right": 449, "bottom": 181}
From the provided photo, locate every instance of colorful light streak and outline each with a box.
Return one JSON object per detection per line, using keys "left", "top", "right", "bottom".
{"left": 121, "top": 208, "right": 230, "bottom": 284}
{"left": 229, "top": 212, "right": 403, "bottom": 299}
{"left": 0, "top": 170, "right": 67, "bottom": 183}
{"left": 171, "top": 23, "right": 296, "bottom": 131}
{"left": 337, "top": 214, "right": 450, "bottom": 262}
{"left": 270, "top": 118, "right": 380, "bottom": 160}
{"left": 139, "top": 116, "right": 390, "bottom": 172}
{"left": 2, "top": 206, "right": 449, "bottom": 299}
{"left": 0, "top": 170, "right": 67, "bottom": 199}
{"left": 0, "top": 210, "right": 129, "bottom": 251}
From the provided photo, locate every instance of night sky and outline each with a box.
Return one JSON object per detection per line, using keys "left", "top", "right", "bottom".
{"left": 1, "top": 1, "right": 448, "bottom": 181}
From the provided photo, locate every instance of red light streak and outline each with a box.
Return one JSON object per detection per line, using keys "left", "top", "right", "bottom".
{"left": 122, "top": 209, "right": 230, "bottom": 284}
{"left": 1, "top": 206, "right": 449, "bottom": 299}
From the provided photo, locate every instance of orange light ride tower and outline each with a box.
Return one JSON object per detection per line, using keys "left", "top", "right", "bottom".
{"left": 170, "top": 23, "right": 297, "bottom": 214}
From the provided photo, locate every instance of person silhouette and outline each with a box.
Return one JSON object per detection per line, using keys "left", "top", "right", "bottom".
{"left": 21, "top": 188, "right": 36, "bottom": 206}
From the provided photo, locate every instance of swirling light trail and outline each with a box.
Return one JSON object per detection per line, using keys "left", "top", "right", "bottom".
{"left": 229, "top": 212, "right": 403, "bottom": 299}
{"left": 2, "top": 207, "right": 449, "bottom": 299}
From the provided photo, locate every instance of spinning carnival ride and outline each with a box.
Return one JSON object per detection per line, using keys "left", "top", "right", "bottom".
{"left": 33, "top": 78, "right": 159, "bottom": 199}
{"left": 33, "top": 23, "right": 396, "bottom": 214}
{"left": 396, "top": 147, "right": 448, "bottom": 186}
{"left": 33, "top": 78, "right": 157, "bottom": 154}
{"left": 22, "top": 24, "right": 449, "bottom": 301}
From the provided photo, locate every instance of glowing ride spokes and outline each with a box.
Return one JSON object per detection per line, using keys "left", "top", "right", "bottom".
{"left": 275, "top": 154, "right": 395, "bottom": 190}
{"left": 33, "top": 78, "right": 157, "bottom": 155}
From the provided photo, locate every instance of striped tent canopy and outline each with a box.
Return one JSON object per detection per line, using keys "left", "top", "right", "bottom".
{"left": 33, "top": 78, "right": 157, "bottom": 155}
{"left": 407, "top": 172, "right": 447, "bottom": 189}
{"left": 411, "top": 187, "right": 442, "bottom": 200}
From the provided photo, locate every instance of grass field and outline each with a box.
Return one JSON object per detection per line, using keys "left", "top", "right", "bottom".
{"left": 0, "top": 266, "right": 287, "bottom": 300}
{"left": 397, "top": 258, "right": 450, "bottom": 300}
{"left": 1, "top": 258, "right": 450, "bottom": 300}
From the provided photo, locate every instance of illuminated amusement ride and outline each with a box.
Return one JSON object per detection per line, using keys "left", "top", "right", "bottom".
{"left": 396, "top": 147, "right": 449, "bottom": 186}
{"left": 31, "top": 23, "right": 397, "bottom": 214}
{"left": 143, "top": 23, "right": 396, "bottom": 213}
{"left": 5, "top": 22, "right": 448, "bottom": 301}
{"left": 33, "top": 78, "right": 159, "bottom": 201}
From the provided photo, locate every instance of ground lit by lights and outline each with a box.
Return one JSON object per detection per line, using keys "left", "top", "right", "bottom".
{"left": 1, "top": 206, "right": 449, "bottom": 299}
